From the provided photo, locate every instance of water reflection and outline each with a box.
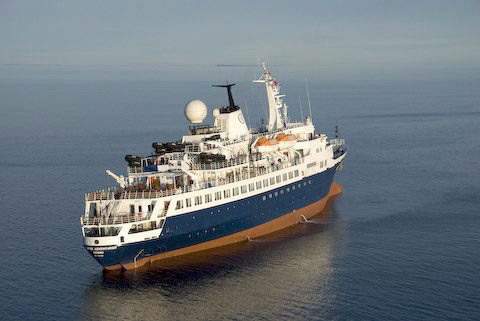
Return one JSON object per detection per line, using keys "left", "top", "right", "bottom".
{"left": 83, "top": 202, "right": 344, "bottom": 321}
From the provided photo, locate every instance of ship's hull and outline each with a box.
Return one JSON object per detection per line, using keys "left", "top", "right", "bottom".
{"left": 87, "top": 166, "right": 341, "bottom": 270}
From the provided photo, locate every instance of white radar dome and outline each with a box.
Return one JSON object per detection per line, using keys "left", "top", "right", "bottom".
{"left": 185, "top": 99, "right": 208, "bottom": 124}
{"left": 212, "top": 108, "right": 220, "bottom": 117}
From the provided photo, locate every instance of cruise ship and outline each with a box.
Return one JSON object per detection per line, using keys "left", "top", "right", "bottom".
{"left": 81, "top": 64, "right": 347, "bottom": 270}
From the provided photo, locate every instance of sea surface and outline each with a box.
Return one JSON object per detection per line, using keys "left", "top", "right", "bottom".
{"left": 0, "top": 67, "right": 479, "bottom": 321}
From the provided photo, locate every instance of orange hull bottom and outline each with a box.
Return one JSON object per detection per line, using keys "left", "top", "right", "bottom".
{"left": 105, "top": 181, "right": 343, "bottom": 271}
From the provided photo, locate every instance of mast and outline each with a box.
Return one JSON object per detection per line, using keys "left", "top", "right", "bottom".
{"left": 252, "top": 63, "right": 288, "bottom": 131}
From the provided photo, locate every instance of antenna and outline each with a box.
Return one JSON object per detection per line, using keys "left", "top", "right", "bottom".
{"left": 244, "top": 100, "right": 251, "bottom": 126}
{"left": 305, "top": 77, "right": 313, "bottom": 122}
{"left": 298, "top": 96, "right": 304, "bottom": 122}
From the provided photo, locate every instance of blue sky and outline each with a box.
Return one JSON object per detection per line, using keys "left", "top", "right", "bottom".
{"left": 1, "top": 0, "right": 479, "bottom": 78}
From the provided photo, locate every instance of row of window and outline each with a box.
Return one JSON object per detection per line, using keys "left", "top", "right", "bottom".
{"left": 128, "top": 219, "right": 165, "bottom": 234}
{"left": 262, "top": 180, "right": 312, "bottom": 200}
{"left": 175, "top": 169, "right": 300, "bottom": 210}
{"left": 307, "top": 160, "right": 328, "bottom": 169}
{"left": 129, "top": 202, "right": 156, "bottom": 214}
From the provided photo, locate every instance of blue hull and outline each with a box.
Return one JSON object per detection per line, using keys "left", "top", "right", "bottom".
{"left": 87, "top": 166, "right": 338, "bottom": 268}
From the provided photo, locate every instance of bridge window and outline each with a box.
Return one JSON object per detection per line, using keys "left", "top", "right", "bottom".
{"left": 84, "top": 227, "right": 120, "bottom": 237}
{"left": 175, "top": 200, "right": 183, "bottom": 210}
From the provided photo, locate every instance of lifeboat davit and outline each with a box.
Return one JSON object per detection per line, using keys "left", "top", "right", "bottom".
{"left": 255, "top": 137, "right": 279, "bottom": 153}
{"left": 276, "top": 133, "right": 297, "bottom": 149}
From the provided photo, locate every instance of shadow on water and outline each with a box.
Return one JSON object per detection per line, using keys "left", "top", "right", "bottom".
{"left": 82, "top": 199, "right": 345, "bottom": 321}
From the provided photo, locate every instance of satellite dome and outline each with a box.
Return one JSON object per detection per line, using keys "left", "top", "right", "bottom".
{"left": 212, "top": 108, "right": 220, "bottom": 117}
{"left": 185, "top": 99, "right": 207, "bottom": 124}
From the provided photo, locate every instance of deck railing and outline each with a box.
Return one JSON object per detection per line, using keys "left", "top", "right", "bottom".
{"left": 86, "top": 189, "right": 179, "bottom": 202}
{"left": 86, "top": 158, "right": 302, "bottom": 202}
{"left": 81, "top": 210, "right": 166, "bottom": 226}
{"left": 329, "top": 138, "right": 346, "bottom": 146}
{"left": 190, "top": 153, "right": 263, "bottom": 171}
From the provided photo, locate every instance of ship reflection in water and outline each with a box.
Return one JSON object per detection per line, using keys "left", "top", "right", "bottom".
{"left": 82, "top": 202, "right": 344, "bottom": 321}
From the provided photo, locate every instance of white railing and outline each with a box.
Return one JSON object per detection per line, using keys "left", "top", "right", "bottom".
{"left": 85, "top": 189, "right": 180, "bottom": 201}
{"left": 329, "top": 138, "right": 345, "bottom": 146}
{"left": 190, "top": 154, "right": 263, "bottom": 171}
{"left": 86, "top": 158, "right": 302, "bottom": 201}
{"left": 81, "top": 210, "right": 166, "bottom": 226}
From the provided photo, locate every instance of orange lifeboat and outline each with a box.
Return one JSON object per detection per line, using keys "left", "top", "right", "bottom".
{"left": 276, "top": 133, "right": 297, "bottom": 149}
{"left": 256, "top": 137, "right": 279, "bottom": 152}
{"left": 255, "top": 136, "right": 268, "bottom": 147}
{"left": 276, "top": 133, "right": 287, "bottom": 141}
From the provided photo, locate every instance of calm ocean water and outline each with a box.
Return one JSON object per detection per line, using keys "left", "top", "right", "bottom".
{"left": 0, "top": 68, "right": 479, "bottom": 321}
